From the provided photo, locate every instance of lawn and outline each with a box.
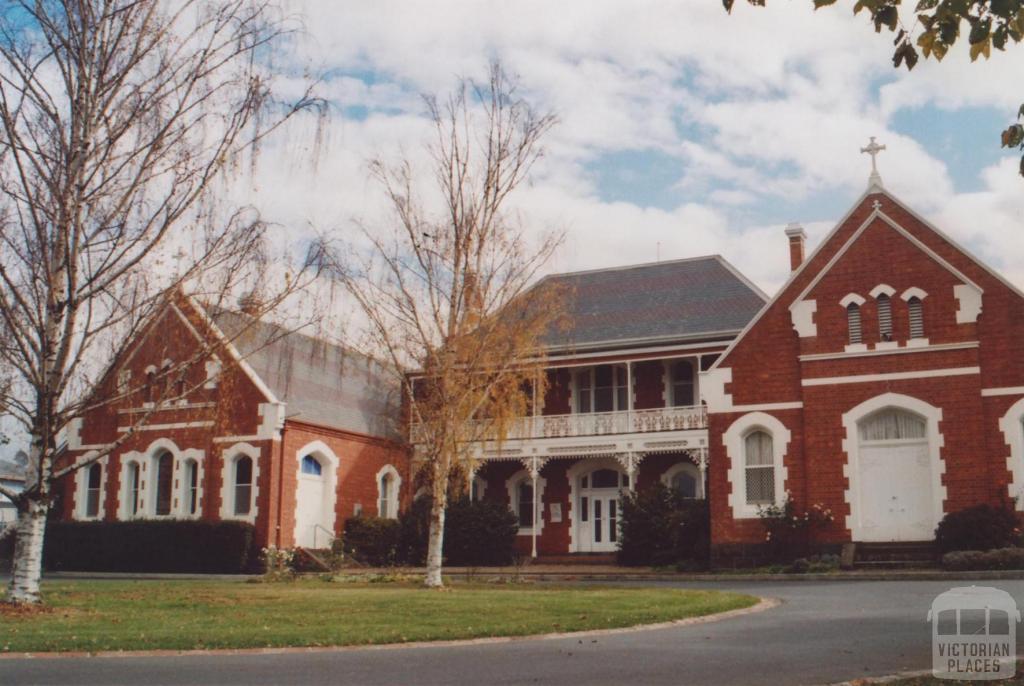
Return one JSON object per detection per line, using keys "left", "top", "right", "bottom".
{"left": 0, "top": 578, "right": 758, "bottom": 653}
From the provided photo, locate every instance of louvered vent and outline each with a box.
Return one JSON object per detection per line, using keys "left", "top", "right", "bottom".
{"left": 847, "top": 303, "right": 862, "bottom": 345}
{"left": 877, "top": 294, "right": 893, "bottom": 340}
{"left": 908, "top": 297, "right": 924, "bottom": 338}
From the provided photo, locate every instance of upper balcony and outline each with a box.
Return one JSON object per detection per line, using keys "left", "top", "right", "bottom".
{"left": 490, "top": 404, "right": 707, "bottom": 441}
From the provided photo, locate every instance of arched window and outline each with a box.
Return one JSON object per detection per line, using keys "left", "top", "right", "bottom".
{"left": 744, "top": 430, "right": 775, "bottom": 506}
{"left": 161, "top": 360, "right": 173, "bottom": 397}
{"left": 143, "top": 370, "right": 156, "bottom": 403}
{"left": 517, "top": 481, "right": 534, "bottom": 528}
{"left": 85, "top": 463, "right": 102, "bottom": 518}
{"left": 233, "top": 456, "right": 253, "bottom": 516}
{"left": 859, "top": 409, "right": 926, "bottom": 442}
{"left": 154, "top": 451, "right": 174, "bottom": 516}
{"left": 877, "top": 294, "right": 893, "bottom": 341}
{"left": 126, "top": 461, "right": 140, "bottom": 517}
{"left": 908, "top": 296, "right": 925, "bottom": 339}
{"left": 670, "top": 360, "right": 695, "bottom": 407}
{"left": 847, "top": 303, "right": 863, "bottom": 345}
{"left": 301, "top": 455, "right": 323, "bottom": 476}
{"left": 378, "top": 473, "right": 395, "bottom": 519}
{"left": 183, "top": 459, "right": 199, "bottom": 515}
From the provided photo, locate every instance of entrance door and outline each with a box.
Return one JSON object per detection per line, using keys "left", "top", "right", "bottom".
{"left": 858, "top": 441, "right": 933, "bottom": 541}
{"left": 576, "top": 467, "right": 626, "bottom": 553}
{"left": 295, "top": 455, "right": 327, "bottom": 548}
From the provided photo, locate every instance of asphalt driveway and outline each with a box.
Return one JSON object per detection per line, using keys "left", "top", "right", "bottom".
{"left": 4, "top": 579, "right": 1024, "bottom": 686}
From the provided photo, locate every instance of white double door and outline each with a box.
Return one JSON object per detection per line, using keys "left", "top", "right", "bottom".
{"left": 578, "top": 491, "right": 619, "bottom": 553}
{"left": 857, "top": 441, "right": 934, "bottom": 542}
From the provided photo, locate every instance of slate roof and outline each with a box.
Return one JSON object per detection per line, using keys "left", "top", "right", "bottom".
{"left": 537, "top": 255, "right": 767, "bottom": 351}
{"left": 211, "top": 310, "right": 401, "bottom": 441}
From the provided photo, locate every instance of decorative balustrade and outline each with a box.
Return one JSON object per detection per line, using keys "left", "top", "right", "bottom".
{"left": 410, "top": 405, "right": 707, "bottom": 443}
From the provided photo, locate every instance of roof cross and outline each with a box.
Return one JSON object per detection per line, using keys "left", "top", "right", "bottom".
{"left": 861, "top": 136, "right": 886, "bottom": 190}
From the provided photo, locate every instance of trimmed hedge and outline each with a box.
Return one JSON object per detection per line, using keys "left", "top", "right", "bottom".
{"left": 347, "top": 496, "right": 518, "bottom": 567}
{"left": 342, "top": 516, "right": 401, "bottom": 566}
{"left": 942, "top": 547, "right": 1024, "bottom": 571}
{"left": 935, "top": 504, "right": 1021, "bottom": 554}
{"left": 618, "top": 483, "right": 709, "bottom": 567}
{"left": 43, "top": 520, "right": 257, "bottom": 573}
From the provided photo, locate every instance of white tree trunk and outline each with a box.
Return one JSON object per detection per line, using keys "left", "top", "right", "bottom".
{"left": 424, "top": 498, "right": 446, "bottom": 588}
{"left": 6, "top": 500, "right": 47, "bottom": 605}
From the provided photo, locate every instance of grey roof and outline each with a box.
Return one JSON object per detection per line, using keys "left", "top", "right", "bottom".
{"left": 212, "top": 311, "right": 401, "bottom": 441}
{"left": 538, "top": 255, "right": 767, "bottom": 351}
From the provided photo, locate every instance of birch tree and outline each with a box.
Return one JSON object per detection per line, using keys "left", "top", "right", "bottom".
{"left": 0, "top": 0, "right": 324, "bottom": 605}
{"left": 340, "top": 64, "right": 563, "bottom": 588}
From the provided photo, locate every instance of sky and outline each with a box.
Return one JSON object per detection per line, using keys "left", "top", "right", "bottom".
{"left": 241, "top": 0, "right": 1024, "bottom": 297}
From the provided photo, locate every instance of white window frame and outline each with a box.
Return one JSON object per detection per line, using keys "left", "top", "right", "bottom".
{"left": 573, "top": 365, "right": 628, "bottom": 414}
{"left": 666, "top": 359, "right": 697, "bottom": 408}
{"left": 724, "top": 412, "right": 790, "bottom": 519}
{"left": 219, "top": 442, "right": 261, "bottom": 523}
{"left": 73, "top": 452, "right": 107, "bottom": 521}
{"left": 375, "top": 464, "right": 402, "bottom": 519}
{"left": 661, "top": 461, "right": 703, "bottom": 500}
{"left": 506, "top": 468, "right": 546, "bottom": 536}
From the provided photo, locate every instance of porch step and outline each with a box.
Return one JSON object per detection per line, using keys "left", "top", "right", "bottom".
{"left": 535, "top": 553, "right": 617, "bottom": 566}
{"left": 853, "top": 541, "right": 938, "bottom": 569}
{"left": 294, "top": 547, "right": 334, "bottom": 572}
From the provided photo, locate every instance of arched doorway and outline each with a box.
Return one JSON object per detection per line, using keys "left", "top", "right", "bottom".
{"left": 853, "top": 407, "right": 935, "bottom": 541}
{"left": 293, "top": 442, "right": 340, "bottom": 549}
{"left": 574, "top": 464, "right": 628, "bottom": 553}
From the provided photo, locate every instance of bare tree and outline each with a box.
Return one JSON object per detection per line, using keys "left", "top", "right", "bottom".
{"left": 339, "top": 63, "right": 563, "bottom": 588}
{"left": 0, "top": 0, "right": 325, "bottom": 605}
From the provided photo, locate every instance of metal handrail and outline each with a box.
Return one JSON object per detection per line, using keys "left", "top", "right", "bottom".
{"left": 311, "top": 523, "right": 336, "bottom": 550}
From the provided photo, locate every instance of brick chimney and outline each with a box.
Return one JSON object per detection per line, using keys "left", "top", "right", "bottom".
{"left": 785, "top": 222, "right": 807, "bottom": 272}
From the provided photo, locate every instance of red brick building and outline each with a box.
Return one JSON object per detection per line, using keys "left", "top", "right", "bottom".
{"left": 703, "top": 179, "right": 1024, "bottom": 561}
{"left": 457, "top": 176, "right": 1024, "bottom": 562}
{"left": 58, "top": 296, "right": 407, "bottom": 551}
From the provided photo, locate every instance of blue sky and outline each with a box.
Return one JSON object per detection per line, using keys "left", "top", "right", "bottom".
{"left": 248, "top": 0, "right": 1024, "bottom": 294}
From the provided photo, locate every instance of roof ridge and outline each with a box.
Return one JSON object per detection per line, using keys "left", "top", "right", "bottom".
{"left": 542, "top": 254, "right": 724, "bottom": 280}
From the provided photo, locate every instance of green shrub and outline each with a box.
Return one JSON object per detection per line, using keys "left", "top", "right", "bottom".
{"left": 43, "top": 520, "right": 256, "bottom": 573}
{"left": 342, "top": 516, "right": 401, "bottom": 566}
{"left": 757, "top": 497, "right": 836, "bottom": 563}
{"left": 942, "top": 547, "right": 1024, "bottom": 571}
{"left": 618, "top": 483, "right": 709, "bottom": 567}
{"left": 935, "top": 504, "right": 1021, "bottom": 553}
{"left": 442, "top": 497, "right": 518, "bottom": 566}
{"left": 396, "top": 495, "right": 518, "bottom": 567}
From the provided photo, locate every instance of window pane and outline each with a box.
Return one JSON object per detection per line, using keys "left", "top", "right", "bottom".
{"left": 301, "top": 456, "right": 322, "bottom": 476}
{"left": 593, "top": 499, "right": 602, "bottom": 543}
{"left": 591, "top": 469, "right": 619, "bottom": 489}
{"left": 744, "top": 431, "right": 773, "bottom": 466}
{"left": 155, "top": 453, "right": 173, "bottom": 516}
{"left": 236, "top": 457, "right": 252, "bottom": 485}
{"left": 86, "top": 488, "right": 100, "bottom": 518}
{"left": 745, "top": 465, "right": 775, "bottom": 505}
{"left": 580, "top": 496, "right": 588, "bottom": 522}
{"left": 594, "top": 387, "right": 613, "bottom": 413}
{"left": 609, "top": 499, "right": 617, "bottom": 543}
{"left": 518, "top": 485, "right": 533, "bottom": 528}
{"left": 88, "top": 464, "right": 102, "bottom": 489}
{"left": 594, "top": 365, "right": 613, "bottom": 387}
{"left": 859, "top": 410, "right": 926, "bottom": 441}
{"left": 128, "top": 464, "right": 140, "bottom": 516}
{"left": 937, "top": 609, "right": 958, "bottom": 636}
{"left": 234, "top": 484, "right": 251, "bottom": 516}
{"left": 186, "top": 461, "right": 198, "bottom": 515}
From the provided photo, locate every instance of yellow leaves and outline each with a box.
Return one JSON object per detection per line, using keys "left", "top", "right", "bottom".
{"left": 969, "top": 36, "right": 993, "bottom": 61}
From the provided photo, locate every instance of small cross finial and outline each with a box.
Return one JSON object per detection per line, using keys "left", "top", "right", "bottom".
{"left": 872, "top": 200, "right": 881, "bottom": 211}
{"left": 861, "top": 136, "right": 886, "bottom": 189}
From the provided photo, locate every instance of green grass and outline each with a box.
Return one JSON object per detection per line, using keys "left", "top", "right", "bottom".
{"left": 0, "top": 578, "right": 757, "bottom": 653}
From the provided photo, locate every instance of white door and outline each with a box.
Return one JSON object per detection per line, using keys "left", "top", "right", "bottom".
{"left": 858, "top": 442, "right": 933, "bottom": 541}
{"left": 578, "top": 493, "right": 619, "bottom": 553}
{"left": 295, "top": 456, "right": 328, "bottom": 548}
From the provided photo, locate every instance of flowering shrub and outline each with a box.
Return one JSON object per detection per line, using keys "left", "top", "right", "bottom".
{"left": 261, "top": 545, "right": 296, "bottom": 581}
{"left": 757, "top": 494, "right": 835, "bottom": 563}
